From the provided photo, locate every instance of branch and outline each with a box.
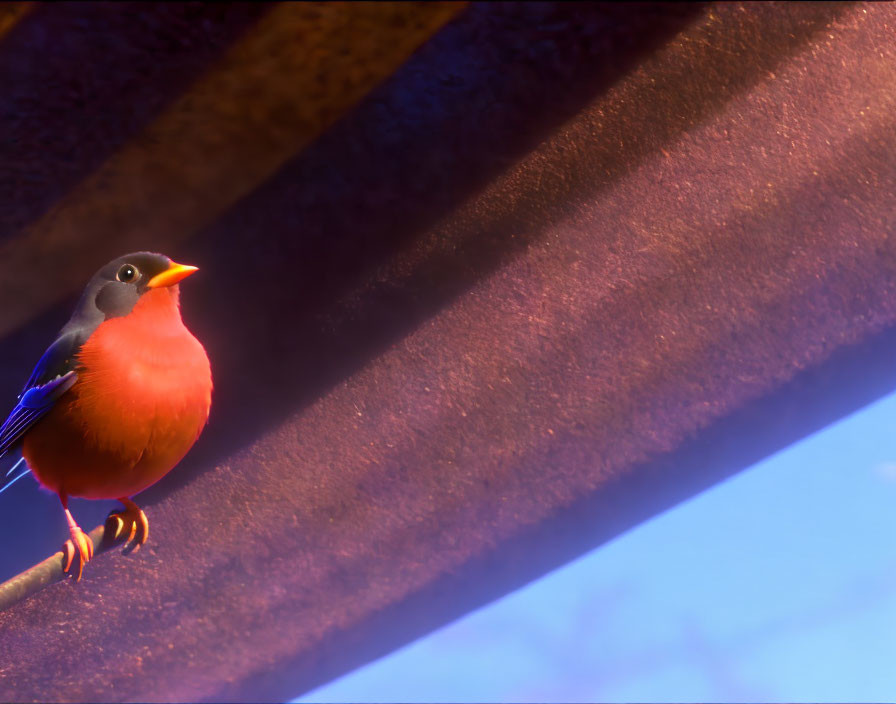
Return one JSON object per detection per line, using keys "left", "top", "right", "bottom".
{"left": 0, "top": 522, "right": 127, "bottom": 612}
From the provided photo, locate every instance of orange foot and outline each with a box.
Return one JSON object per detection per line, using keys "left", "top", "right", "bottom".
{"left": 62, "top": 513, "right": 94, "bottom": 582}
{"left": 105, "top": 497, "right": 149, "bottom": 554}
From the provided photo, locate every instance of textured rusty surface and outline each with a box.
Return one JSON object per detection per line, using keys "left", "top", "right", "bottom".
{"left": 0, "top": 0, "right": 463, "bottom": 338}
{"left": 2, "top": 1, "right": 896, "bottom": 702}
{"left": 0, "top": 2, "right": 271, "bottom": 249}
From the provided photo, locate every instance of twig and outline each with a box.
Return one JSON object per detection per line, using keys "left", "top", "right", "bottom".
{"left": 0, "top": 522, "right": 126, "bottom": 612}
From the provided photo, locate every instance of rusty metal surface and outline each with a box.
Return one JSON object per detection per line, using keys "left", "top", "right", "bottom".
{"left": 0, "top": 0, "right": 464, "bottom": 338}
{"left": 2, "top": 1, "right": 895, "bottom": 701}
{"left": 0, "top": 2, "right": 271, "bottom": 249}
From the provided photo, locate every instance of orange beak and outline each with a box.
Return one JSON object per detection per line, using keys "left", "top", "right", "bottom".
{"left": 147, "top": 261, "right": 199, "bottom": 289}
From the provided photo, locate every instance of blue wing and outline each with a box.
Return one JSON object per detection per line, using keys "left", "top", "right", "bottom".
{"left": 0, "top": 330, "right": 84, "bottom": 459}
{"left": 0, "top": 371, "right": 78, "bottom": 458}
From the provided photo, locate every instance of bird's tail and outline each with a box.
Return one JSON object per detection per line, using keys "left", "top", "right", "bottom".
{"left": 0, "top": 455, "right": 31, "bottom": 495}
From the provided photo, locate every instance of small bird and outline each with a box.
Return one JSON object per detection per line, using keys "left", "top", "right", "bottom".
{"left": 0, "top": 252, "right": 212, "bottom": 580}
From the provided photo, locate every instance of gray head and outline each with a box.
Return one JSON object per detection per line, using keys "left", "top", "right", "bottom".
{"left": 62, "top": 251, "right": 198, "bottom": 335}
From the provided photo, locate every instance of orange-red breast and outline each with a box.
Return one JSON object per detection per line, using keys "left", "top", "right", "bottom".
{"left": 0, "top": 252, "right": 212, "bottom": 580}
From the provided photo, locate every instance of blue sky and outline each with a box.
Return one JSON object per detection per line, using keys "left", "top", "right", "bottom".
{"left": 298, "top": 389, "right": 896, "bottom": 702}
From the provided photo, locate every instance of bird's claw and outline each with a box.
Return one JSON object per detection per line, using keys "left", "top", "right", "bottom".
{"left": 62, "top": 527, "right": 94, "bottom": 582}
{"left": 105, "top": 500, "right": 148, "bottom": 553}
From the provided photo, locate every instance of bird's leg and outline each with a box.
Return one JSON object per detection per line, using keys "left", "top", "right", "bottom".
{"left": 60, "top": 494, "right": 94, "bottom": 581}
{"left": 105, "top": 496, "right": 149, "bottom": 553}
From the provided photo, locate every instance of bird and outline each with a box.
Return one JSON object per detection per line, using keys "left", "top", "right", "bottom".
{"left": 0, "top": 252, "right": 212, "bottom": 580}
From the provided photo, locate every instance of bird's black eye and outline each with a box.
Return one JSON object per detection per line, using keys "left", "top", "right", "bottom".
{"left": 116, "top": 264, "right": 139, "bottom": 283}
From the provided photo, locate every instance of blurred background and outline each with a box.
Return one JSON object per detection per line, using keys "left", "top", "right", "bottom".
{"left": 300, "top": 389, "right": 896, "bottom": 701}
{"left": 0, "top": 2, "right": 894, "bottom": 701}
